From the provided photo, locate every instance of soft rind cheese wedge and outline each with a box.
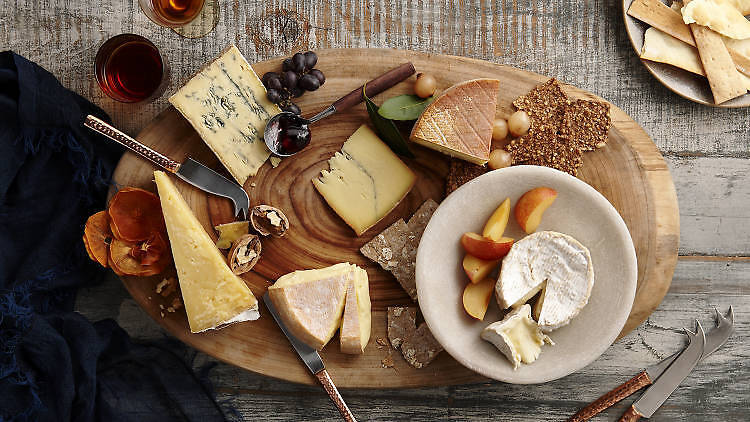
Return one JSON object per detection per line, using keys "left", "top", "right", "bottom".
{"left": 481, "top": 304, "right": 553, "bottom": 370}
{"left": 410, "top": 79, "right": 500, "bottom": 164}
{"left": 169, "top": 45, "right": 281, "bottom": 185}
{"left": 496, "top": 231, "right": 594, "bottom": 332}
{"left": 340, "top": 266, "right": 371, "bottom": 354}
{"left": 153, "top": 171, "right": 259, "bottom": 333}
{"left": 313, "top": 125, "right": 417, "bottom": 236}
{"left": 268, "top": 263, "right": 363, "bottom": 350}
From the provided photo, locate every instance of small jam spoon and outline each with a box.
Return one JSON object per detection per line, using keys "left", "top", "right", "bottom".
{"left": 264, "top": 62, "right": 415, "bottom": 157}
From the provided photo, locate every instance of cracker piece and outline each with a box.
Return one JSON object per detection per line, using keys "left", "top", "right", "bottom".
{"left": 559, "top": 99, "right": 612, "bottom": 151}
{"left": 690, "top": 23, "right": 748, "bottom": 103}
{"left": 445, "top": 159, "right": 487, "bottom": 196}
{"left": 512, "top": 78, "right": 569, "bottom": 131}
{"left": 386, "top": 306, "right": 443, "bottom": 369}
{"left": 360, "top": 199, "right": 440, "bottom": 301}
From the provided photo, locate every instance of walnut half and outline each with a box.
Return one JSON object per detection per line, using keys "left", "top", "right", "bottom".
{"left": 227, "top": 234, "right": 262, "bottom": 275}
{"left": 250, "top": 205, "right": 289, "bottom": 237}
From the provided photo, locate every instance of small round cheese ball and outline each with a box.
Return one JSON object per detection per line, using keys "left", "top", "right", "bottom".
{"left": 508, "top": 111, "right": 531, "bottom": 137}
{"left": 492, "top": 118, "right": 509, "bottom": 142}
{"left": 488, "top": 149, "right": 512, "bottom": 170}
{"left": 414, "top": 73, "right": 437, "bottom": 98}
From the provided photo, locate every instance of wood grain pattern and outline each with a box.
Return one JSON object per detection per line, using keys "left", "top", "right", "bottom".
{"left": 109, "top": 49, "right": 679, "bottom": 387}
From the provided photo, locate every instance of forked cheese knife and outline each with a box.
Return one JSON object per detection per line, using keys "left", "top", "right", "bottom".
{"left": 83, "top": 115, "right": 250, "bottom": 219}
{"left": 262, "top": 293, "right": 357, "bottom": 422}
{"left": 568, "top": 307, "right": 734, "bottom": 421}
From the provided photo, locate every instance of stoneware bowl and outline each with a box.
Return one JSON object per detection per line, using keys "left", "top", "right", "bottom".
{"left": 416, "top": 165, "right": 638, "bottom": 384}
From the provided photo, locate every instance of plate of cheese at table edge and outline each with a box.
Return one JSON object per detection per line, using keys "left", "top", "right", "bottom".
{"left": 96, "top": 47, "right": 679, "bottom": 387}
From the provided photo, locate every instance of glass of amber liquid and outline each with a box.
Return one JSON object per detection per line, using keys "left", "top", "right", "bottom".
{"left": 95, "top": 34, "right": 168, "bottom": 103}
{"left": 139, "top": 0, "right": 218, "bottom": 38}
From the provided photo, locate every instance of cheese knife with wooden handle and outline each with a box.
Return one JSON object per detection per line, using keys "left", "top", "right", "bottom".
{"left": 568, "top": 307, "right": 734, "bottom": 421}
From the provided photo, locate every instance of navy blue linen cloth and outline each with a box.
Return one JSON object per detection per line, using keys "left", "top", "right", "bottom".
{"left": 0, "top": 52, "right": 228, "bottom": 422}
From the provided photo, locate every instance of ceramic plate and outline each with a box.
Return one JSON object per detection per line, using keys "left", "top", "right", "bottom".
{"left": 622, "top": 0, "right": 750, "bottom": 108}
{"left": 415, "top": 166, "right": 638, "bottom": 384}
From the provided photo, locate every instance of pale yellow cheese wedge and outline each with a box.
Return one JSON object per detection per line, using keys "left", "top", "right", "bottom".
{"left": 340, "top": 266, "right": 371, "bottom": 354}
{"left": 153, "top": 171, "right": 259, "bottom": 333}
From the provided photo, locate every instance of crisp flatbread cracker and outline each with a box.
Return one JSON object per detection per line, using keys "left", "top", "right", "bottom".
{"left": 387, "top": 306, "right": 443, "bottom": 369}
{"left": 445, "top": 159, "right": 487, "bottom": 195}
{"left": 690, "top": 22, "right": 748, "bottom": 103}
{"left": 559, "top": 99, "right": 611, "bottom": 151}
{"left": 682, "top": 0, "right": 750, "bottom": 39}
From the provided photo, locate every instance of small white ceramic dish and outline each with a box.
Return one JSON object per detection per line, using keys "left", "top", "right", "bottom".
{"left": 415, "top": 165, "right": 637, "bottom": 384}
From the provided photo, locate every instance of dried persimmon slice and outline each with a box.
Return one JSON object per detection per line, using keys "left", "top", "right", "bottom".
{"left": 108, "top": 187, "right": 165, "bottom": 242}
{"left": 110, "top": 238, "right": 162, "bottom": 277}
{"left": 130, "top": 232, "right": 169, "bottom": 266}
{"left": 83, "top": 211, "right": 111, "bottom": 267}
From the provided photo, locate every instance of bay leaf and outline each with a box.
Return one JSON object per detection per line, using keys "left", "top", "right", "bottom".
{"left": 377, "top": 94, "right": 435, "bottom": 120}
{"left": 363, "top": 86, "right": 415, "bottom": 158}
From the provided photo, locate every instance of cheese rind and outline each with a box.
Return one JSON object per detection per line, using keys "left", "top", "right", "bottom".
{"left": 481, "top": 304, "right": 553, "bottom": 370}
{"left": 313, "top": 125, "right": 417, "bottom": 236}
{"left": 268, "top": 263, "right": 367, "bottom": 350}
{"left": 340, "top": 266, "right": 371, "bottom": 354}
{"left": 410, "top": 79, "right": 500, "bottom": 164}
{"left": 169, "top": 45, "right": 281, "bottom": 185}
{"left": 497, "top": 231, "right": 594, "bottom": 332}
{"left": 153, "top": 171, "right": 259, "bottom": 333}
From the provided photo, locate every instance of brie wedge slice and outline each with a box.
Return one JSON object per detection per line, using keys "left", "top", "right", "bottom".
{"left": 339, "top": 265, "right": 371, "bottom": 354}
{"left": 496, "top": 231, "right": 594, "bottom": 332}
{"left": 481, "top": 304, "right": 553, "bottom": 370}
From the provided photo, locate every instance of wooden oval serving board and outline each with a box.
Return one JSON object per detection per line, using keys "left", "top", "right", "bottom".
{"left": 111, "top": 49, "right": 679, "bottom": 388}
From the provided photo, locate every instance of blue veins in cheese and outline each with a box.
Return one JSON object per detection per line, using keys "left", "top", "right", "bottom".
{"left": 313, "top": 125, "right": 417, "bottom": 236}
{"left": 169, "top": 45, "right": 281, "bottom": 186}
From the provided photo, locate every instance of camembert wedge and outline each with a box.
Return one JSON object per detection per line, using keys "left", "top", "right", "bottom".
{"left": 410, "top": 79, "right": 500, "bottom": 164}
{"left": 169, "top": 45, "right": 281, "bottom": 185}
{"left": 496, "top": 231, "right": 594, "bottom": 332}
{"left": 481, "top": 304, "right": 553, "bottom": 370}
{"left": 153, "top": 171, "right": 259, "bottom": 333}
{"left": 268, "top": 263, "right": 368, "bottom": 350}
{"left": 313, "top": 125, "right": 417, "bottom": 236}
{"left": 340, "top": 266, "right": 371, "bottom": 354}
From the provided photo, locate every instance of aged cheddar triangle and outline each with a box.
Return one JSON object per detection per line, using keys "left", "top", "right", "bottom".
{"left": 340, "top": 266, "right": 371, "bottom": 354}
{"left": 410, "top": 79, "right": 500, "bottom": 164}
{"left": 153, "top": 171, "right": 259, "bottom": 333}
{"left": 268, "top": 263, "right": 365, "bottom": 350}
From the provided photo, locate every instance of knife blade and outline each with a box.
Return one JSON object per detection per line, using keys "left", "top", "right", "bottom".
{"left": 620, "top": 322, "right": 706, "bottom": 421}
{"left": 83, "top": 115, "right": 250, "bottom": 219}
{"left": 262, "top": 293, "right": 357, "bottom": 422}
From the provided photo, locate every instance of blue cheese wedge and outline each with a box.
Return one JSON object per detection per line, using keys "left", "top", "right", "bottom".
{"left": 169, "top": 45, "right": 281, "bottom": 185}
{"left": 313, "top": 125, "right": 417, "bottom": 236}
{"left": 496, "top": 231, "right": 594, "bottom": 332}
{"left": 481, "top": 304, "right": 553, "bottom": 370}
{"left": 154, "top": 171, "right": 259, "bottom": 333}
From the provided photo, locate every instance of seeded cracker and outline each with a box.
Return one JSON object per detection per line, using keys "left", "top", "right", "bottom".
{"left": 559, "top": 99, "right": 611, "bottom": 151}
{"left": 387, "top": 306, "right": 443, "bottom": 368}
{"left": 360, "top": 199, "right": 439, "bottom": 301}
{"left": 445, "top": 159, "right": 487, "bottom": 196}
{"left": 512, "top": 78, "right": 569, "bottom": 130}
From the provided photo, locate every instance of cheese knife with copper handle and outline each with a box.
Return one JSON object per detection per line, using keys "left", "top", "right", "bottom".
{"left": 568, "top": 307, "right": 734, "bottom": 421}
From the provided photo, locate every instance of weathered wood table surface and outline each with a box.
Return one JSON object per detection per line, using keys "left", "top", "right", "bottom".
{"left": 3, "top": 0, "right": 748, "bottom": 420}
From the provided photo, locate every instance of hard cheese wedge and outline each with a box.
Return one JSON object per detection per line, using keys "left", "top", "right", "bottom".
{"left": 313, "top": 125, "right": 416, "bottom": 236}
{"left": 340, "top": 266, "right": 371, "bottom": 354}
{"left": 268, "top": 263, "right": 368, "bottom": 350}
{"left": 169, "top": 45, "right": 281, "bottom": 186}
{"left": 481, "top": 304, "right": 553, "bottom": 370}
{"left": 410, "top": 79, "right": 500, "bottom": 164}
{"left": 153, "top": 171, "right": 259, "bottom": 333}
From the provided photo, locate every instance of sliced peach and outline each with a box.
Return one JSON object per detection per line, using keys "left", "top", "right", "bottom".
{"left": 463, "top": 278, "right": 496, "bottom": 320}
{"left": 514, "top": 187, "right": 558, "bottom": 233}
{"left": 462, "top": 254, "right": 500, "bottom": 284}
{"left": 482, "top": 197, "right": 511, "bottom": 241}
{"left": 460, "top": 232, "right": 514, "bottom": 260}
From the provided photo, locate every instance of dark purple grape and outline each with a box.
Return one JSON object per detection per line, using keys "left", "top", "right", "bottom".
{"left": 266, "top": 89, "right": 282, "bottom": 104}
{"left": 282, "top": 70, "right": 298, "bottom": 89}
{"left": 281, "top": 102, "right": 301, "bottom": 115}
{"left": 304, "top": 51, "right": 318, "bottom": 69}
{"left": 309, "top": 69, "right": 325, "bottom": 86}
{"left": 289, "top": 86, "right": 304, "bottom": 98}
{"left": 299, "top": 73, "right": 320, "bottom": 91}
{"left": 292, "top": 52, "right": 307, "bottom": 73}
{"left": 267, "top": 76, "right": 283, "bottom": 91}
{"left": 262, "top": 72, "right": 278, "bottom": 87}
{"left": 282, "top": 58, "right": 293, "bottom": 72}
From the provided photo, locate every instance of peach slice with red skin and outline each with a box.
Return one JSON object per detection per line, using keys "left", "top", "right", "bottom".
{"left": 462, "top": 254, "right": 500, "bottom": 284}
{"left": 463, "top": 278, "right": 496, "bottom": 320}
{"left": 482, "top": 197, "right": 511, "bottom": 241}
{"left": 514, "top": 187, "right": 558, "bottom": 233}
{"left": 460, "top": 232, "right": 514, "bottom": 260}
